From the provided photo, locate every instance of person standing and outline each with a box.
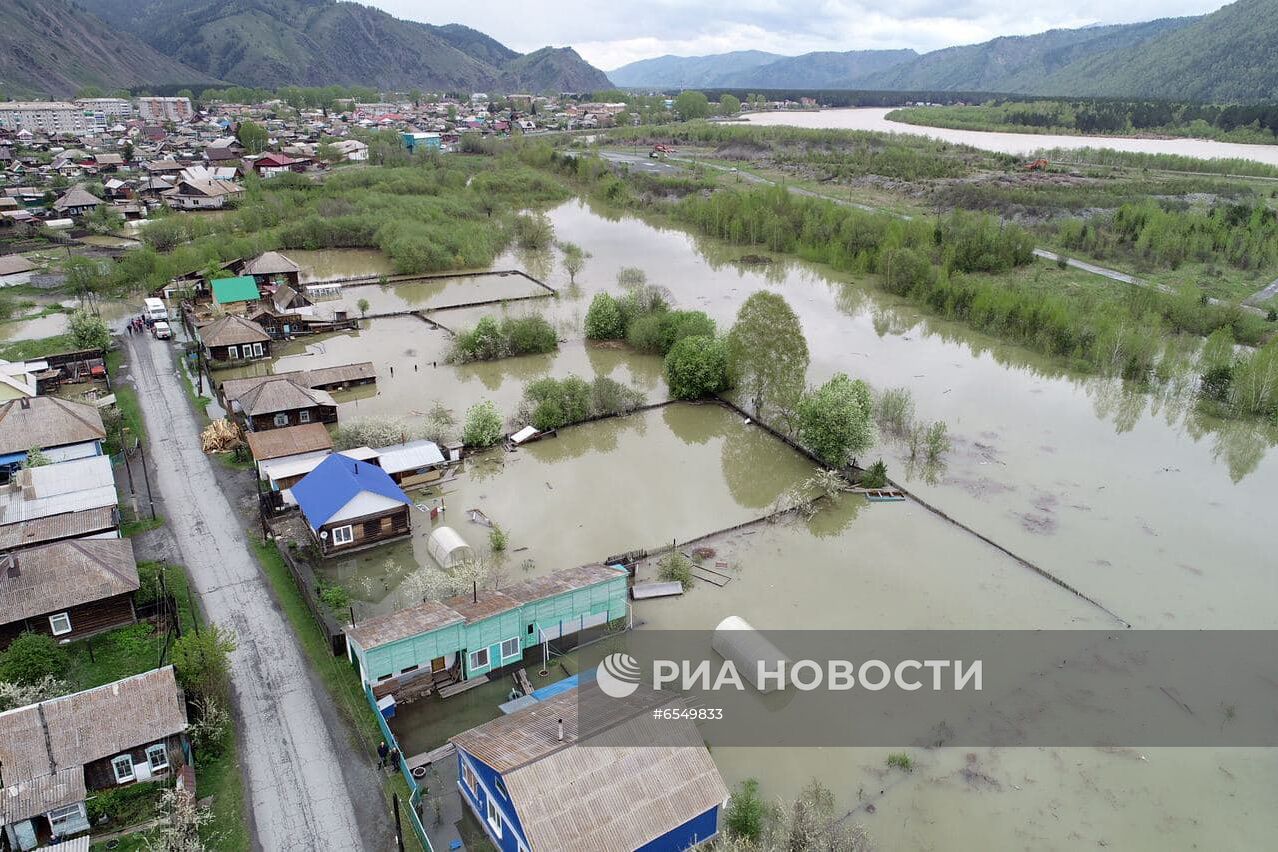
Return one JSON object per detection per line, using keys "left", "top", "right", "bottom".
{"left": 377, "top": 740, "right": 389, "bottom": 769}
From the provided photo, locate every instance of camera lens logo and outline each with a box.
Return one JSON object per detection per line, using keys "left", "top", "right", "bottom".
{"left": 595, "top": 653, "right": 641, "bottom": 699}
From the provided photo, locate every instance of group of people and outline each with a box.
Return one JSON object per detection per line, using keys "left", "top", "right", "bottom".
{"left": 125, "top": 313, "right": 155, "bottom": 336}
{"left": 377, "top": 740, "right": 402, "bottom": 771}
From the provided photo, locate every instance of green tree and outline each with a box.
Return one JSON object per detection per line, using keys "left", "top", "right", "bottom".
{"left": 22, "top": 447, "right": 50, "bottom": 469}
{"left": 356, "top": 298, "right": 370, "bottom": 317}
{"left": 674, "top": 91, "right": 711, "bottom": 120}
{"left": 584, "top": 293, "right": 625, "bottom": 339}
{"left": 63, "top": 257, "right": 108, "bottom": 299}
{"left": 719, "top": 94, "right": 741, "bottom": 116}
{"left": 727, "top": 291, "right": 809, "bottom": 424}
{"left": 664, "top": 335, "right": 731, "bottom": 400}
{"left": 235, "top": 120, "right": 269, "bottom": 155}
{"left": 0, "top": 633, "right": 69, "bottom": 685}
{"left": 69, "top": 309, "right": 111, "bottom": 351}
{"left": 724, "top": 778, "right": 765, "bottom": 841}
{"left": 462, "top": 401, "right": 503, "bottom": 448}
{"left": 562, "top": 243, "right": 585, "bottom": 283}
{"left": 172, "top": 624, "right": 236, "bottom": 701}
{"left": 797, "top": 373, "right": 876, "bottom": 467}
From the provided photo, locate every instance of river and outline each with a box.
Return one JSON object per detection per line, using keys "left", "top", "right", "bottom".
{"left": 745, "top": 107, "right": 1278, "bottom": 166}
{"left": 234, "top": 199, "right": 1277, "bottom": 848}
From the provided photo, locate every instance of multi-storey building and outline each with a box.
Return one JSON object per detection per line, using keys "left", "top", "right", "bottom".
{"left": 0, "top": 102, "right": 88, "bottom": 135}
{"left": 136, "top": 97, "right": 193, "bottom": 123}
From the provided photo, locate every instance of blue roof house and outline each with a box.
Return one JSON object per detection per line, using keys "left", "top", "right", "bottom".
{"left": 450, "top": 686, "right": 729, "bottom": 851}
{"left": 291, "top": 455, "right": 412, "bottom": 556}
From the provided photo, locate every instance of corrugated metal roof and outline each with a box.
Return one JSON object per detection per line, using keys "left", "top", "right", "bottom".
{"left": 245, "top": 423, "right": 333, "bottom": 462}
{"left": 0, "top": 457, "right": 117, "bottom": 526}
{"left": 0, "top": 539, "right": 138, "bottom": 625}
{"left": 0, "top": 667, "right": 186, "bottom": 782}
{"left": 376, "top": 439, "right": 444, "bottom": 475}
{"left": 211, "top": 276, "right": 260, "bottom": 305}
{"left": 241, "top": 251, "right": 300, "bottom": 275}
{"left": 19, "top": 456, "right": 114, "bottom": 499}
{"left": 0, "top": 506, "right": 118, "bottom": 550}
{"left": 346, "top": 600, "right": 464, "bottom": 651}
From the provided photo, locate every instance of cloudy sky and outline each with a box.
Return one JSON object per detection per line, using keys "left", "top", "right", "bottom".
{"left": 371, "top": 0, "right": 1231, "bottom": 70}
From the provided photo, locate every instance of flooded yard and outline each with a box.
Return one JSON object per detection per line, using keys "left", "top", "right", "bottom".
{"left": 316, "top": 403, "right": 819, "bottom": 620}
{"left": 238, "top": 202, "right": 1277, "bottom": 849}
{"left": 344, "top": 271, "right": 551, "bottom": 315}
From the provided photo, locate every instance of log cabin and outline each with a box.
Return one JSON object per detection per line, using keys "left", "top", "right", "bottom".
{"left": 291, "top": 454, "right": 412, "bottom": 557}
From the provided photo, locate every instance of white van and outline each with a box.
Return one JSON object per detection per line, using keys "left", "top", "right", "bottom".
{"left": 143, "top": 297, "right": 168, "bottom": 322}
{"left": 151, "top": 321, "right": 172, "bottom": 340}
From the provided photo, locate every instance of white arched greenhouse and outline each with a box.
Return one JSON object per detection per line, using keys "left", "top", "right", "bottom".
{"left": 427, "top": 526, "right": 474, "bottom": 569}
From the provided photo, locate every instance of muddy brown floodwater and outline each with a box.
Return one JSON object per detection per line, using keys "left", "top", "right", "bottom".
{"left": 260, "top": 199, "right": 1278, "bottom": 849}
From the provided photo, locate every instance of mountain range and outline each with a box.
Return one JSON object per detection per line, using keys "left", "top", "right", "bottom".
{"left": 610, "top": 0, "right": 1278, "bottom": 102}
{"left": 2, "top": 0, "right": 612, "bottom": 98}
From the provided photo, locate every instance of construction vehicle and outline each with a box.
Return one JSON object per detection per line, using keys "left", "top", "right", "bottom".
{"left": 1023, "top": 158, "right": 1049, "bottom": 172}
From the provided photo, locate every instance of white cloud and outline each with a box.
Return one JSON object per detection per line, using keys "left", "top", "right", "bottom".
{"left": 369, "top": 0, "right": 1230, "bottom": 70}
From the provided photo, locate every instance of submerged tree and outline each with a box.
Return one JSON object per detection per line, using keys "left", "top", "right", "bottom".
{"left": 797, "top": 373, "right": 876, "bottom": 467}
{"left": 727, "top": 291, "right": 809, "bottom": 426}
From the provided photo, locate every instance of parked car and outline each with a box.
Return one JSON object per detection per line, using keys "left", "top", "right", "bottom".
{"left": 152, "top": 321, "right": 172, "bottom": 340}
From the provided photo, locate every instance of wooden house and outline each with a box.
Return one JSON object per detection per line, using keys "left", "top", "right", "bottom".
{"left": 291, "top": 455, "right": 412, "bottom": 556}
{"left": 450, "top": 687, "right": 728, "bottom": 852}
{"left": 197, "top": 314, "right": 271, "bottom": 364}
{"left": 233, "top": 377, "right": 337, "bottom": 432}
{"left": 0, "top": 539, "right": 138, "bottom": 648}
{"left": 217, "top": 362, "right": 375, "bottom": 412}
{"left": 50, "top": 188, "right": 103, "bottom": 219}
{"left": 0, "top": 397, "right": 106, "bottom": 480}
{"left": 0, "top": 667, "right": 188, "bottom": 850}
{"left": 163, "top": 178, "right": 243, "bottom": 210}
{"left": 344, "top": 563, "right": 628, "bottom": 696}
{"left": 240, "top": 251, "right": 301, "bottom": 290}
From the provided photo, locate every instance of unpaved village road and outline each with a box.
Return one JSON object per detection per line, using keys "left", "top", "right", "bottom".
{"left": 126, "top": 332, "right": 367, "bottom": 851}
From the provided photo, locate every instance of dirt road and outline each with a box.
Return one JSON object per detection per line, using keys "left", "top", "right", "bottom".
{"left": 124, "top": 332, "right": 370, "bottom": 851}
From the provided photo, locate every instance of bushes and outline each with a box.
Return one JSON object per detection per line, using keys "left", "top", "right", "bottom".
{"left": 68, "top": 309, "right": 110, "bottom": 350}
{"left": 656, "top": 548, "right": 693, "bottom": 589}
{"left": 515, "top": 375, "right": 646, "bottom": 430}
{"left": 627, "top": 310, "right": 717, "bottom": 355}
{"left": 0, "top": 634, "right": 69, "bottom": 685}
{"left": 585, "top": 293, "right": 625, "bottom": 339}
{"left": 449, "top": 314, "right": 558, "bottom": 363}
{"left": 512, "top": 212, "right": 553, "bottom": 250}
{"left": 172, "top": 624, "right": 236, "bottom": 702}
{"left": 796, "top": 374, "right": 876, "bottom": 467}
{"left": 462, "top": 401, "right": 503, "bottom": 448}
{"left": 725, "top": 778, "right": 766, "bottom": 842}
{"left": 664, "top": 335, "right": 732, "bottom": 400}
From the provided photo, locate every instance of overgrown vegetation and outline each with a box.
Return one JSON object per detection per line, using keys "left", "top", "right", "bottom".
{"left": 448, "top": 314, "right": 558, "bottom": 363}
{"left": 514, "top": 375, "right": 646, "bottom": 431}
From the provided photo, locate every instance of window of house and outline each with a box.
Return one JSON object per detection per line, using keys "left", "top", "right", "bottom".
{"left": 273, "top": 413, "right": 289, "bottom": 427}
{"left": 469, "top": 647, "right": 489, "bottom": 671}
{"left": 299, "top": 410, "right": 311, "bottom": 423}
{"left": 500, "top": 637, "right": 520, "bottom": 660}
{"left": 227, "top": 345, "right": 238, "bottom": 360}
{"left": 47, "top": 803, "right": 83, "bottom": 834}
{"left": 252, "top": 343, "right": 264, "bottom": 357}
{"left": 48, "top": 612, "right": 71, "bottom": 636}
{"left": 400, "top": 664, "right": 418, "bottom": 675}
{"left": 376, "top": 673, "right": 393, "bottom": 682}
{"left": 486, "top": 797, "right": 503, "bottom": 838}
{"left": 463, "top": 761, "right": 478, "bottom": 796}
{"left": 331, "top": 525, "right": 354, "bottom": 545}
{"left": 112, "top": 754, "right": 135, "bottom": 784}
{"left": 147, "top": 743, "right": 169, "bottom": 772}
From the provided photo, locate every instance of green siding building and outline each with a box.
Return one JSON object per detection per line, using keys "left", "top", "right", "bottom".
{"left": 346, "top": 563, "right": 629, "bottom": 691}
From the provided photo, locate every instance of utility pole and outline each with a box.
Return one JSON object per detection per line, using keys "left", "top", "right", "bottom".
{"left": 392, "top": 793, "right": 406, "bottom": 852}
{"left": 137, "top": 438, "right": 156, "bottom": 519}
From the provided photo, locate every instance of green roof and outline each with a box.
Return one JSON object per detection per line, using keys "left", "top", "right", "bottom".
{"left": 211, "top": 276, "right": 260, "bottom": 305}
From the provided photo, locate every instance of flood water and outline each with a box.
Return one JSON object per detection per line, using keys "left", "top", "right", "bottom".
{"left": 246, "top": 193, "right": 1278, "bottom": 848}
{"left": 745, "top": 107, "right": 1278, "bottom": 165}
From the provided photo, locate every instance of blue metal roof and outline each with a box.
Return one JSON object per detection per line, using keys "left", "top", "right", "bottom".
{"left": 291, "top": 454, "right": 410, "bottom": 530}
{"left": 530, "top": 673, "right": 580, "bottom": 702}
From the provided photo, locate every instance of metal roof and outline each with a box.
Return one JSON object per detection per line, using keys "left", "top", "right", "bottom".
{"left": 211, "top": 276, "right": 260, "bottom": 305}
{"left": 376, "top": 439, "right": 444, "bottom": 475}
{"left": 0, "top": 506, "right": 118, "bottom": 550}
{"left": 291, "top": 455, "right": 410, "bottom": 530}
{"left": 0, "top": 457, "right": 117, "bottom": 525}
{"left": 241, "top": 251, "right": 300, "bottom": 276}
{"left": 0, "top": 766, "right": 85, "bottom": 824}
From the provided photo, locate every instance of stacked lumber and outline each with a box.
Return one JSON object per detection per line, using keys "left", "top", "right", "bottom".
{"left": 201, "top": 418, "right": 244, "bottom": 453}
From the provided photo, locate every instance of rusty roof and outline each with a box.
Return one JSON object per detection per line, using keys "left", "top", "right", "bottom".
{"left": 0, "top": 539, "right": 138, "bottom": 625}
{"left": 245, "top": 423, "right": 333, "bottom": 461}
{"left": 346, "top": 600, "right": 464, "bottom": 651}
{"left": 0, "top": 667, "right": 186, "bottom": 782}
{"left": 0, "top": 397, "right": 105, "bottom": 454}
{"left": 0, "top": 506, "right": 118, "bottom": 550}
